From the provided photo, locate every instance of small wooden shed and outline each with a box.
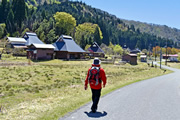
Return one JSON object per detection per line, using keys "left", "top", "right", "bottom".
{"left": 27, "top": 44, "right": 55, "bottom": 60}
{"left": 140, "top": 55, "right": 147, "bottom": 62}
{"left": 122, "top": 54, "right": 137, "bottom": 65}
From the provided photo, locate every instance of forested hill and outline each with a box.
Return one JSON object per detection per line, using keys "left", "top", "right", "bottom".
{"left": 0, "top": 0, "right": 175, "bottom": 50}
{"left": 123, "top": 19, "right": 180, "bottom": 42}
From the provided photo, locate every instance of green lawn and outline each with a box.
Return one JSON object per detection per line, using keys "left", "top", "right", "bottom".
{"left": 0, "top": 57, "right": 171, "bottom": 120}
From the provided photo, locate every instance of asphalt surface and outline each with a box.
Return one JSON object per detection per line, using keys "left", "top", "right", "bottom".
{"left": 60, "top": 64, "right": 180, "bottom": 120}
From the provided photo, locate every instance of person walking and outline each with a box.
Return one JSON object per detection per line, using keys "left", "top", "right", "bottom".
{"left": 85, "top": 58, "right": 107, "bottom": 113}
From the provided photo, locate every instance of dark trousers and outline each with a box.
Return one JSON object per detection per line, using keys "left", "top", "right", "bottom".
{"left": 91, "top": 88, "right": 101, "bottom": 110}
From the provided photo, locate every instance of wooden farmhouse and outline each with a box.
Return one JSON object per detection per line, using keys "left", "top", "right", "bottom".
{"left": 6, "top": 37, "right": 27, "bottom": 49}
{"left": 23, "top": 32, "right": 44, "bottom": 46}
{"left": 122, "top": 54, "right": 137, "bottom": 65}
{"left": 6, "top": 32, "right": 44, "bottom": 48}
{"left": 24, "top": 32, "right": 56, "bottom": 60}
{"left": 53, "top": 35, "right": 85, "bottom": 59}
{"left": 27, "top": 44, "right": 55, "bottom": 60}
{"left": 87, "top": 42, "right": 105, "bottom": 58}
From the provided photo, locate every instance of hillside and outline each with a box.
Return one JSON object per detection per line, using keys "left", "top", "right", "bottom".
{"left": 25, "top": 0, "right": 180, "bottom": 44}
{"left": 0, "top": 0, "right": 175, "bottom": 49}
{"left": 123, "top": 19, "right": 180, "bottom": 42}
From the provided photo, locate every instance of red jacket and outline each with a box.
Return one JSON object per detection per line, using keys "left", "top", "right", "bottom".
{"left": 85, "top": 64, "right": 106, "bottom": 89}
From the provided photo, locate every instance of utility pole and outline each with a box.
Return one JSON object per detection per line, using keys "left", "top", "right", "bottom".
{"left": 155, "top": 46, "right": 156, "bottom": 61}
{"left": 148, "top": 44, "right": 151, "bottom": 60}
{"left": 160, "top": 48, "right": 162, "bottom": 69}
{"left": 165, "top": 40, "right": 168, "bottom": 65}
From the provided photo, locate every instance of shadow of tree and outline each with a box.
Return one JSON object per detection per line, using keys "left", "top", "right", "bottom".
{"left": 84, "top": 111, "right": 107, "bottom": 118}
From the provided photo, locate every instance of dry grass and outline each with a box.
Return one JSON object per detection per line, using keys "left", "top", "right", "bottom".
{"left": 162, "top": 62, "right": 180, "bottom": 69}
{"left": 0, "top": 58, "right": 171, "bottom": 120}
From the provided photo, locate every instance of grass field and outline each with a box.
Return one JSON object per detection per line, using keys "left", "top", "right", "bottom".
{"left": 0, "top": 57, "right": 171, "bottom": 120}
{"left": 162, "top": 62, "right": 180, "bottom": 69}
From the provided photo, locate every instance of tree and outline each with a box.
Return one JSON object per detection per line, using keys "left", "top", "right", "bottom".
{"left": 0, "top": 23, "right": 6, "bottom": 38}
{"left": 135, "top": 40, "right": 141, "bottom": 49}
{"left": 152, "top": 46, "right": 161, "bottom": 56}
{"left": 108, "top": 42, "right": 115, "bottom": 55}
{"left": 113, "top": 44, "right": 123, "bottom": 55}
{"left": 142, "top": 49, "right": 148, "bottom": 54}
{"left": 21, "top": 28, "right": 30, "bottom": 37}
{"left": 6, "top": 9, "right": 15, "bottom": 34}
{"left": 46, "top": 29, "right": 57, "bottom": 43}
{"left": 0, "top": 4, "right": 2, "bottom": 22}
{"left": 75, "top": 23, "right": 102, "bottom": 48}
{"left": 109, "top": 42, "right": 114, "bottom": 50}
{"left": 84, "top": 44, "right": 91, "bottom": 51}
{"left": 94, "top": 26, "right": 102, "bottom": 45}
{"left": 12, "top": 0, "right": 27, "bottom": 29}
{"left": 53, "top": 12, "right": 76, "bottom": 35}
{"left": 167, "top": 47, "right": 172, "bottom": 54}
{"left": 41, "top": 9, "right": 47, "bottom": 19}
{"left": 130, "top": 25, "right": 135, "bottom": 32}
{"left": 171, "top": 48, "right": 178, "bottom": 54}
{"left": 1, "top": 0, "right": 9, "bottom": 22}
{"left": 178, "top": 53, "right": 180, "bottom": 61}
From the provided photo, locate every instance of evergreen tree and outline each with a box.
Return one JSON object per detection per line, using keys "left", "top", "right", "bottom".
{"left": 94, "top": 26, "right": 102, "bottom": 45}
{"left": 12, "top": 0, "right": 27, "bottom": 29}
{"left": 1, "top": 0, "right": 9, "bottom": 22}
{"left": 6, "top": 9, "right": 15, "bottom": 34}
{"left": 0, "top": 4, "right": 2, "bottom": 22}
{"left": 41, "top": 9, "right": 47, "bottom": 19}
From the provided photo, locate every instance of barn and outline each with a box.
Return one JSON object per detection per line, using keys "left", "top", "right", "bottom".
{"left": 122, "top": 54, "right": 137, "bottom": 65}
{"left": 27, "top": 44, "right": 55, "bottom": 60}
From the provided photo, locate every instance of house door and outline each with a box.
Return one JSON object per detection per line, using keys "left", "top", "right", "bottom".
{"left": 70, "top": 54, "right": 75, "bottom": 59}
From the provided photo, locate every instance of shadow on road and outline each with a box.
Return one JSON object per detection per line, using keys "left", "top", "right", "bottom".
{"left": 84, "top": 111, "right": 107, "bottom": 118}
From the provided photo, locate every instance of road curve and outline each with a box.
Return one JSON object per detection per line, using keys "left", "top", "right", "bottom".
{"left": 60, "top": 65, "right": 180, "bottom": 120}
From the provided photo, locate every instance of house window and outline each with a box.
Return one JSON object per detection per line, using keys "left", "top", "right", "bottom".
{"left": 24, "top": 35, "right": 28, "bottom": 39}
{"left": 93, "top": 44, "right": 96, "bottom": 47}
{"left": 58, "top": 38, "right": 63, "bottom": 42}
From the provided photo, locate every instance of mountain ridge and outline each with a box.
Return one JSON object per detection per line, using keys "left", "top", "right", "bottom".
{"left": 122, "top": 19, "right": 180, "bottom": 42}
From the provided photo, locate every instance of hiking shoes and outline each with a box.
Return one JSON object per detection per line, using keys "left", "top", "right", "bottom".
{"left": 91, "top": 108, "right": 96, "bottom": 113}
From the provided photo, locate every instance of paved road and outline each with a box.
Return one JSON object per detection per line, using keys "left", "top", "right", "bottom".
{"left": 60, "top": 65, "right": 180, "bottom": 120}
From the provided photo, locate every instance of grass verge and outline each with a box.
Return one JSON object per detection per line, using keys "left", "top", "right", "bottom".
{"left": 0, "top": 58, "right": 171, "bottom": 120}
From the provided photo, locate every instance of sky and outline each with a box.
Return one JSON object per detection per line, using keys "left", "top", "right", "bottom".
{"left": 72, "top": 0, "right": 180, "bottom": 29}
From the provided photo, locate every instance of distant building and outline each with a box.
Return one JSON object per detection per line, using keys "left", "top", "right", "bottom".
{"left": 53, "top": 35, "right": 85, "bottom": 59}
{"left": 6, "top": 37, "right": 27, "bottom": 48}
{"left": 130, "top": 48, "right": 141, "bottom": 54}
{"left": 122, "top": 54, "right": 137, "bottom": 65}
{"left": 27, "top": 44, "right": 55, "bottom": 60}
{"left": 169, "top": 54, "right": 178, "bottom": 62}
{"left": 23, "top": 32, "right": 44, "bottom": 46}
{"left": 6, "top": 32, "right": 44, "bottom": 48}
{"left": 87, "top": 42, "right": 105, "bottom": 58}
{"left": 140, "top": 55, "right": 147, "bottom": 62}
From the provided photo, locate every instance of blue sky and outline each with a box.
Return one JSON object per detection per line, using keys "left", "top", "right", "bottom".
{"left": 72, "top": 0, "right": 180, "bottom": 29}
